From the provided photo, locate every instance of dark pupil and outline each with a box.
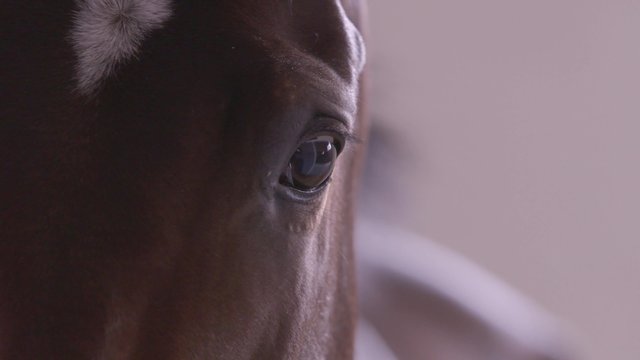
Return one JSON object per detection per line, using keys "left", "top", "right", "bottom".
{"left": 286, "top": 136, "right": 337, "bottom": 191}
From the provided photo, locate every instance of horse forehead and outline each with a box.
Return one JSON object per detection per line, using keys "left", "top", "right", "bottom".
{"left": 70, "top": 0, "right": 364, "bottom": 95}
{"left": 250, "top": 1, "right": 365, "bottom": 83}
{"left": 251, "top": 1, "right": 366, "bottom": 82}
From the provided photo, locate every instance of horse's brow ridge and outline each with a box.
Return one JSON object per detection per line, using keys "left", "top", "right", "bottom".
{"left": 70, "top": 0, "right": 173, "bottom": 95}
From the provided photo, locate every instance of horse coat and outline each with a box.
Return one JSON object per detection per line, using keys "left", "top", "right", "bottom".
{"left": 1, "top": 1, "right": 367, "bottom": 358}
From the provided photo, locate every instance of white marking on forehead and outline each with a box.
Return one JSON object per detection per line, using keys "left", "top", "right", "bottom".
{"left": 70, "top": 0, "right": 173, "bottom": 95}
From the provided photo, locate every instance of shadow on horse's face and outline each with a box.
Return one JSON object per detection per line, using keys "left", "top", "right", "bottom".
{"left": 0, "top": 1, "right": 366, "bottom": 358}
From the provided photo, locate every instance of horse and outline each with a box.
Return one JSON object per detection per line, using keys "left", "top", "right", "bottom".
{"left": 1, "top": 1, "right": 580, "bottom": 359}
{"left": 1, "top": 0, "right": 368, "bottom": 358}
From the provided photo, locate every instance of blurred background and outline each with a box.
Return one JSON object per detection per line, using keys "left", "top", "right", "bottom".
{"left": 364, "top": 1, "right": 640, "bottom": 359}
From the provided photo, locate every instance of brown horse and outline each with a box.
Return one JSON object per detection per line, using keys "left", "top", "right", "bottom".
{"left": 1, "top": 1, "right": 578, "bottom": 359}
{"left": 1, "top": 0, "right": 367, "bottom": 358}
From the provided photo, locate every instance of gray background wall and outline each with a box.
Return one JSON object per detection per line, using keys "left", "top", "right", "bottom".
{"left": 366, "top": 1, "right": 640, "bottom": 359}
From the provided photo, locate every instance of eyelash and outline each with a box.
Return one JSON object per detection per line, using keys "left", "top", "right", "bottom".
{"left": 302, "top": 116, "right": 360, "bottom": 151}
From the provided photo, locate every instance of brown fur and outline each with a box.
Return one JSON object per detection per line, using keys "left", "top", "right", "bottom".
{"left": 0, "top": 1, "right": 367, "bottom": 358}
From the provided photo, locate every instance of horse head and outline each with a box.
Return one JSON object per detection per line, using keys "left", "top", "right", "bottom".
{"left": 1, "top": 1, "right": 367, "bottom": 358}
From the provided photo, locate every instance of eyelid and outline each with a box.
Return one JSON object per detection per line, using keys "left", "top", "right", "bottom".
{"left": 299, "top": 128, "right": 345, "bottom": 155}
{"left": 303, "top": 116, "right": 361, "bottom": 152}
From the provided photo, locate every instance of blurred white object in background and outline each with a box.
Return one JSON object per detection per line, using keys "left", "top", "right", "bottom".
{"left": 355, "top": 217, "right": 572, "bottom": 360}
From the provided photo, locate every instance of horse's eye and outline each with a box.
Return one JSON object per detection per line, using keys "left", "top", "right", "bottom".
{"left": 280, "top": 135, "right": 339, "bottom": 191}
